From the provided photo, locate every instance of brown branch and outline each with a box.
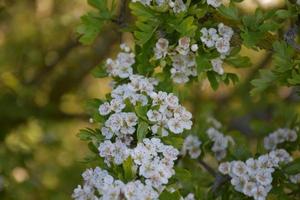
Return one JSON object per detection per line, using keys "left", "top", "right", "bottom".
{"left": 198, "top": 159, "right": 216, "bottom": 176}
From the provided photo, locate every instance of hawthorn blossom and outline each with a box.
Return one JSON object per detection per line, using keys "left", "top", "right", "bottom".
{"left": 264, "top": 128, "right": 298, "bottom": 150}
{"left": 206, "top": 0, "right": 222, "bottom": 8}
{"left": 105, "top": 44, "right": 135, "bottom": 78}
{"left": 131, "top": 0, "right": 186, "bottom": 14}
{"left": 211, "top": 57, "right": 224, "bottom": 75}
{"left": 73, "top": 167, "right": 159, "bottom": 200}
{"left": 154, "top": 37, "right": 198, "bottom": 83}
{"left": 206, "top": 127, "right": 234, "bottom": 160}
{"left": 219, "top": 149, "right": 293, "bottom": 200}
{"left": 181, "top": 135, "right": 202, "bottom": 159}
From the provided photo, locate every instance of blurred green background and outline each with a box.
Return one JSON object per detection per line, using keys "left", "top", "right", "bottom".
{"left": 0, "top": 0, "right": 298, "bottom": 199}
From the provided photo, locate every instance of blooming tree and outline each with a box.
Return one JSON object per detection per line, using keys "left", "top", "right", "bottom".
{"left": 73, "top": 0, "right": 300, "bottom": 200}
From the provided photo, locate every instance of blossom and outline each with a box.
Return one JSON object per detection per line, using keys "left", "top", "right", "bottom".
{"left": 131, "top": 138, "right": 179, "bottom": 189}
{"left": 211, "top": 57, "right": 224, "bottom": 75}
{"left": 99, "top": 102, "right": 111, "bottom": 116}
{"left": 181, "top": 135, "right": 202, "bottom": 159}
{"left": 154, "top": 38, "right": 169, "bottom": 59}
{"left": 219, "top": 149, "right": 293, "bottom": 200}
{"left": 264, "top": 128, "right": 298, "bottom": 150}
{"left": 200, "top": 28, "right": 219, "bottom": 48}
{"left": 206, "top": 0, "right": 222, "bottom": 8}
{"left": 73, "top": 167, "right": 159, "bottom": 200}
{"left": 105, "top": 44, "right": 135, "bottom": 78}
{"left": 206, "top": 127, "right": 234, "bottom": 160}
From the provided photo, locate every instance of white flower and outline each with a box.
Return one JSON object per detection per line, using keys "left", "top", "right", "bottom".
{"left": 243, "top": 181, "right": 256, "bottom": 197}
{"left": 181, "top": 135, "right": 202, "bottom": 159}
{"left": 218, "top": 162, "right": 231, "bottom": 175}
{"left": 211, "top": 57, "right": 224, "bottom": 75}
{"left": 200, "top": 28, "right": 219, "bottom": 48}
{"left": 255, "top": 171, "right": 272, "bottom": 186}
{"left": 147, "top": 110, "right": 162, "bottom": 122}
{"left": 154, "top": 38, "right": 169, "bottom": 59}
{"left": 110, "top": 98, "right": 126, "bottom": 113}
{"left": 207, "top": 0, "right": 222, "bottom": 8}
{"left": 215, "top": 37, "right": 231, "bottom": 54}
{"left": 176, "top": 37, "right": 190, "bottom": 55}
{"left": 264, "top": 128, "right": 298, "bottom": 150}
{"left": 172, "top": 0, "right": 186, "bottom": 13}
{"left": 232, "top": 161, "right": 248, "bottom": 177}
{"left": 220, "top": 149, "right": 293, "bottom": 200}
{"left": 101, "top": 127, "right": 114, "bottom": 139}
{"left": 252, "top": 186, "right": 268, "bottom": 200}
{"left": 218, "top": 23, "right": 234, "bottom": 39}
{"left": 168, "top": 118, "right": 184, "bottom": 134}
{"left": 99, "top": 102, "right": 111, "bottom": 116}
{"left": 289, "top": 173, "right": 300, "bottom": 184}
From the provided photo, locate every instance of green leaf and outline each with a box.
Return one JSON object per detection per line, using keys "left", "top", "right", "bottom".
{"left": 283, "top": 158, "right": 300, "bottom": 175}
{"left": 92, "top": 63, "right": 108, "bottom": 78}
{"left": 159, "top": 190, "right": 181, "bottom": 200}
{"left": 288, "top": 71, "right": 300, "bottom": 85}
{"left": 77, "top": 13, "right": 104, "bottom": 45}
{"left": 129, "top": 2, "right": 156, "bottom": 21}
{"left": 135, "top": 104, "right": 149, "bottom": 121}
{"left": 218, "top": 4, "right": 239, "bottom": 21}
{"left": 196, "top": 55, "right": 211, "bottom": 73}
{"left": 250, "top": 69, "right": 276, "bottom": 96}
{"left": 207, "top": 71, "right": 219, "bottom": 90}
{"left": 174, "top": 167, "right": 192, "bottom": 182}
{"left": 225, "top": 55, "right": 252, "bottom": 68}
{"left": 123, "top": 157, "right": 135, "bottom": 181}
{"left": 162, "top": 136, "right": 184, "bottom": 149}
{"left": 175, "top": 16, "right": 197, "bottom": 37}
{"left": 77, "top": 129, "right": 95, "bottom": 141}
{"left": 137, "top": 121, "right": 149, "bottom": 142}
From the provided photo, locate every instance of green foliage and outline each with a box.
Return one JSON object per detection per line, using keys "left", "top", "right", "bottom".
{"left": 77, "top": 0, "right": 115, "bottom": 44}
{"left": 137, "top": 121, "right": 149, "bottom": 142}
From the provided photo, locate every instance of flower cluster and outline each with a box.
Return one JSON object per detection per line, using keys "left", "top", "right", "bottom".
{"left": 154, "top": 37, "right": 198, "bottom": 83}
{"left": 206, "top": 127, "right": 234, "bottom": 160}
{"left": 264, "top": 128, "right": 298, "bottom": 150}
{"left": 72, "top": 167, "right": 159, "bottom": 200}
{"left": 98, "top": 139, "right": 130, "bottom": 166}
{"left": 132, "top": 0, "right": 187, "bottom": 14}
{"left": 289, "top": 173, "right": 300, "bottom": 184}
{"left": 200, "top": 23, "right": 234, "bottom": 75}
{"left": 206, "top": 0, "right": 222, "bottom": 8}
{"left": 105, "top": 44, "right": 135, "bottom": 79}
{"left": 147, "top": 91, "right": 193, "bottom": 136}
{"left": 131, "top": 138, "right": 179, "bottom": 189}
{"left": 219, "top": 149, "right": 293, "bottom": 200}
{"left": 181, "top": 135, "right": 202, "bottom": 159}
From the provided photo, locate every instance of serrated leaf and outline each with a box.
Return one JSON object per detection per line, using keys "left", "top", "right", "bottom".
{"left": 250, "top": 69, "right": 276, "bottom": 96}
{"left": 92, "top": 63, "right": 108, "bottom": 78}
{"left": 137, "top": 121, "right": 149, "bottom": 142}
{"left": 218, "top": 4, "right": 239, "bottom": 21}
{"left": 225, "top": 55, "right": 252, "bottom": 68}
{"left": 77, "top": 13, "right": 104, "bottom": 45}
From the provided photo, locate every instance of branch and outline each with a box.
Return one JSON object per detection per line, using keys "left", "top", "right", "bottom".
{"left": 198, "top": 159, "right": 216, "bottom": 176}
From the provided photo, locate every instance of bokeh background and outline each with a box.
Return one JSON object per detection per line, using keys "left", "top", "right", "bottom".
{"left": 0, "top": 0, "right": 298, "bottom": 199}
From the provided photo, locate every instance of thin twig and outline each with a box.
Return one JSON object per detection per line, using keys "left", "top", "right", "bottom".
{"left": 198, "top": 159, "right": 216, "bottom": 176}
